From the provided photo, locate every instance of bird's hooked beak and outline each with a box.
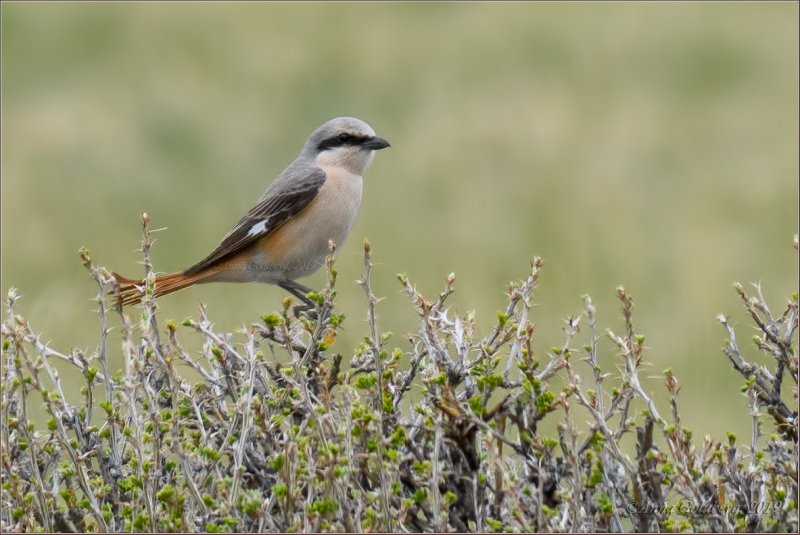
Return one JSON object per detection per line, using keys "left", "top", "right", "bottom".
{"left": 361, "top": 136, "right": 390, "bottom": 151}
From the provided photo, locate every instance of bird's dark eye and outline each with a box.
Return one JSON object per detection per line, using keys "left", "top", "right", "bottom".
{"left": 337, "top": 133, "right": 353, "bottom": 143}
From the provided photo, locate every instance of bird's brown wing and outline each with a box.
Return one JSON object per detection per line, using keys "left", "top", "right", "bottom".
{"left": 182, "top": 168, "right": 326, "bottom": 276}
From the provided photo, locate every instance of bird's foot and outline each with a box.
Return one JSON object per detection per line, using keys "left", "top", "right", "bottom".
{"left": 293, "top": 304, "right": 318, "bottom": 320}
{"left": 293, "top": 304, "right": 334, "bottom": 324}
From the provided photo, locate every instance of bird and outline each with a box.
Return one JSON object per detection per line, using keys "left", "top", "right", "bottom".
{"left": 112, "top": 116, "right": 390, "bottom": 313}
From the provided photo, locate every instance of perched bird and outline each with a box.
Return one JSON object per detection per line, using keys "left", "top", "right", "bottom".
{"left": 113, "top": 116, "right": 389, "bottom": 312}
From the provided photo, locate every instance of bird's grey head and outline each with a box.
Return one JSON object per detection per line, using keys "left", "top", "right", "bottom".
{"left": 303, "top": 117, "right": 390, "bottom": 175}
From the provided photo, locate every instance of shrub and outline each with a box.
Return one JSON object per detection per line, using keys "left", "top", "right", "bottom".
{"left": 1, "top": 220, "right": 797, "bottom": 532}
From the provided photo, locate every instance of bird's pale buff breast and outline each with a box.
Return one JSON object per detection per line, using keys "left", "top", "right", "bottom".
{"left": 247, "top": 169, "right": 363, "bottom": 282}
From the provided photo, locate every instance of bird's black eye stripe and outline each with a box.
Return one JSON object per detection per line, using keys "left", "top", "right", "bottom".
{"left": 317, "top": 133, "right": 366, "bottom": 151}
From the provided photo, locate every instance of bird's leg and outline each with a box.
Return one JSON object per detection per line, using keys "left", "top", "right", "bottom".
{"left": 278, "top": 280, "right": 314, "bottom": 305}
{"left": 278, "top": 280, "right": 317, "bottom": 318}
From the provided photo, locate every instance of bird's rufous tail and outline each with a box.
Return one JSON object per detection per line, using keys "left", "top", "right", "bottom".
{"left": 111, "top": 270, "right": 212, "bottom": 308}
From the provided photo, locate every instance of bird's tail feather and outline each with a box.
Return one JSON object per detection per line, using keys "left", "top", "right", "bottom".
{"left": 111, "top": 270, "right": 212, "bottom": 308}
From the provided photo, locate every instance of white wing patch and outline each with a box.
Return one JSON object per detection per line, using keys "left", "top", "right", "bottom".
{"left": 247, "top": 219, "right": 269, "bottom": 237}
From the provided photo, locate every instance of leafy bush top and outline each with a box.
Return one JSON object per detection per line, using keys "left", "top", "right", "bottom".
{"left": 1, "top": 220, "right": 797, "bottom": 532}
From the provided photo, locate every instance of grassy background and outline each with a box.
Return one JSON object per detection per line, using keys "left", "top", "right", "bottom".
{"left": 2, "top": 2, "right": 797, "bottom": 440}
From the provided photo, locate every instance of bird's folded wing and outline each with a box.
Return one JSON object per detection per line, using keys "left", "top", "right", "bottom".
{"left": 183, "top": 168, "right": 326, "bottom": 275}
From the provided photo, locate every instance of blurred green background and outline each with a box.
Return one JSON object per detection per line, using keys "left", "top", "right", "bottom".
{"left": 2, "top": 2, "right": 797, "bottom": 439}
